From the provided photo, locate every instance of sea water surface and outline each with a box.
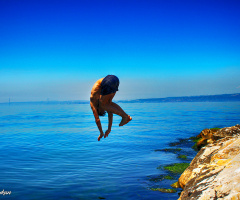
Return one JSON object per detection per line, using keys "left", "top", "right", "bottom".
{"left": 0, "top": 102, "right": 240, "bottom": 200}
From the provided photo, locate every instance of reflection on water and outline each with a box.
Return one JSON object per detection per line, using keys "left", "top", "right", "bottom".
{"left": 0, "top": 102, "right": 240, "bottom": 199}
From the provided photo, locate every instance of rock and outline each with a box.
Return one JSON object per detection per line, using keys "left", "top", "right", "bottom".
{"left": 194, "top": 124, "right": 240, "bottom": 150}
{"left": 178, "top": 124, "right": 240, "bottom": 200}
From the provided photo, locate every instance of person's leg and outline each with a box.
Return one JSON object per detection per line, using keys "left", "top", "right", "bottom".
{"left": 110, "top": 102, "right": 132, "bottom": 126}
{"left": 110, "top": 102, "right": 127, "bottom": 115}
{"left": 101, "top": 92, "right": 126, "bottom": 113}
{"left": 100, "top": 93, "right": 132, "bottom": 126}
{"left": 100, "top": 93, "right": 127, "bottom": 117}
{"left": 119, "top": 115, "right": 132, "bottom": 126}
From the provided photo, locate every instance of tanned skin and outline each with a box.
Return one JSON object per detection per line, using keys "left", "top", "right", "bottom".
{"left": 90, "top": 78, "right": 132, "bottom": 141}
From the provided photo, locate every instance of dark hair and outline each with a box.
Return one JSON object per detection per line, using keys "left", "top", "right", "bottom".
{"left": 101, "top": 75, "right": 119, "bottom": 96}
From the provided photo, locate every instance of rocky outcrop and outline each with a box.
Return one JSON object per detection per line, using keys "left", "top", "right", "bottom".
{"left": 178, "top": 125, "right": 240, "bottom": 200}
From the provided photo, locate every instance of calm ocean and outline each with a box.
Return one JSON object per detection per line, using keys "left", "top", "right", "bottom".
{"left": 0, "top": 102, "right": 239, "bottom": 200}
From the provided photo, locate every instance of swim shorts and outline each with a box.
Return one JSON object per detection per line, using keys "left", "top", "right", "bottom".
{"left": 101, "top": 75, "right": 119, "bottom": 96}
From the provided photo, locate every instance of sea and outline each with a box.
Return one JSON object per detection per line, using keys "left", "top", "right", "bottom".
{"left": 0, "top": 101, "right": 239, "bottom": 200}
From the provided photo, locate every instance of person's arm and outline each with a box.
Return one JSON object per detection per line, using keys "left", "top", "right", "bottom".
{"left": 104, "top": 112, "right": 113, "bottom": 138}
{"left": 90, "top": 100, "right": 104, "bottom": 141}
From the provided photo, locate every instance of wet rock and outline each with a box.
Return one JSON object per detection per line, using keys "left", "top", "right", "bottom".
{"left": 178, "top": 124, "right": 240, "bottom": 200}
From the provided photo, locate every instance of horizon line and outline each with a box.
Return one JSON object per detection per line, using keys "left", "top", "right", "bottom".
{"left": 1, "top": 92, "right": 240, "bottom": 104}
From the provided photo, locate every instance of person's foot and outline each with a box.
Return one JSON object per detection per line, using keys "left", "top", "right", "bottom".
{"left": 119, "top": 115, "right": 132, "bottom": 126}
{"left": 104, "top": 129, "right": 111, "bottom": 138}
{"left": 98, "top": 134, "right": 104, "bottom": 141}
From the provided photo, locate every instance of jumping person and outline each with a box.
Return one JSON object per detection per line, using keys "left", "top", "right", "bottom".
{"left": 90, "top": 75, "right": 132, "bottom": 141}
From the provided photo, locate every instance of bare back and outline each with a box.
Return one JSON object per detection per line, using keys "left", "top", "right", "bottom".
{"left": 90, "top": 78, "right": 104, "bottom": 102}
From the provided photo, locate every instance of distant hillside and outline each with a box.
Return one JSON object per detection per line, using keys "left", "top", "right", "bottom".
{"left": 118, "top": 93, "right": 240, "bottom": 103}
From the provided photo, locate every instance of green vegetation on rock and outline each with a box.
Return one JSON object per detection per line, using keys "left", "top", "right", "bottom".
{"left": 150, "top": 188, "right": 177, "bottom": 193}
{"left": 210, "top": 127, "right": 221, "bottom": 131}
{"left": 164, "top": 163, "right": 190, "bottom": 174}
{"left": 171, "top": 181, "right": 181, "bottom": 188}
{"left": 163, "top": 175, "right": 174, "bottom": 180}
{"left": 189, "top": 136, "right": 202, "bottom": 143}
{"left": 190, "top": 136, "right": 203, "bottom": 151}
{"left": 192, "top": 143, "right": 199, "bottom": 151}
{"left": 177, "top": 155, "right": 187, "bottom": 160}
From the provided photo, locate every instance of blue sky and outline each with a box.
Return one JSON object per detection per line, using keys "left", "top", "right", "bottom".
{"left": 0, "top": 0, "right": 240, "bottom": 102}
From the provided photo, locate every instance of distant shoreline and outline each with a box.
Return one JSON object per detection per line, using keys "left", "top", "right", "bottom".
{"left": 1, "top": 93, "right": 240, "bottom": 104}
{"left": 119, "top": 93, "right": 240, "bottom": 103}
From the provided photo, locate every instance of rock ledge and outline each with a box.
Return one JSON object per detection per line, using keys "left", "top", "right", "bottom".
{"left": 178, "top": 124, "right": 240, "bottom": 200}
